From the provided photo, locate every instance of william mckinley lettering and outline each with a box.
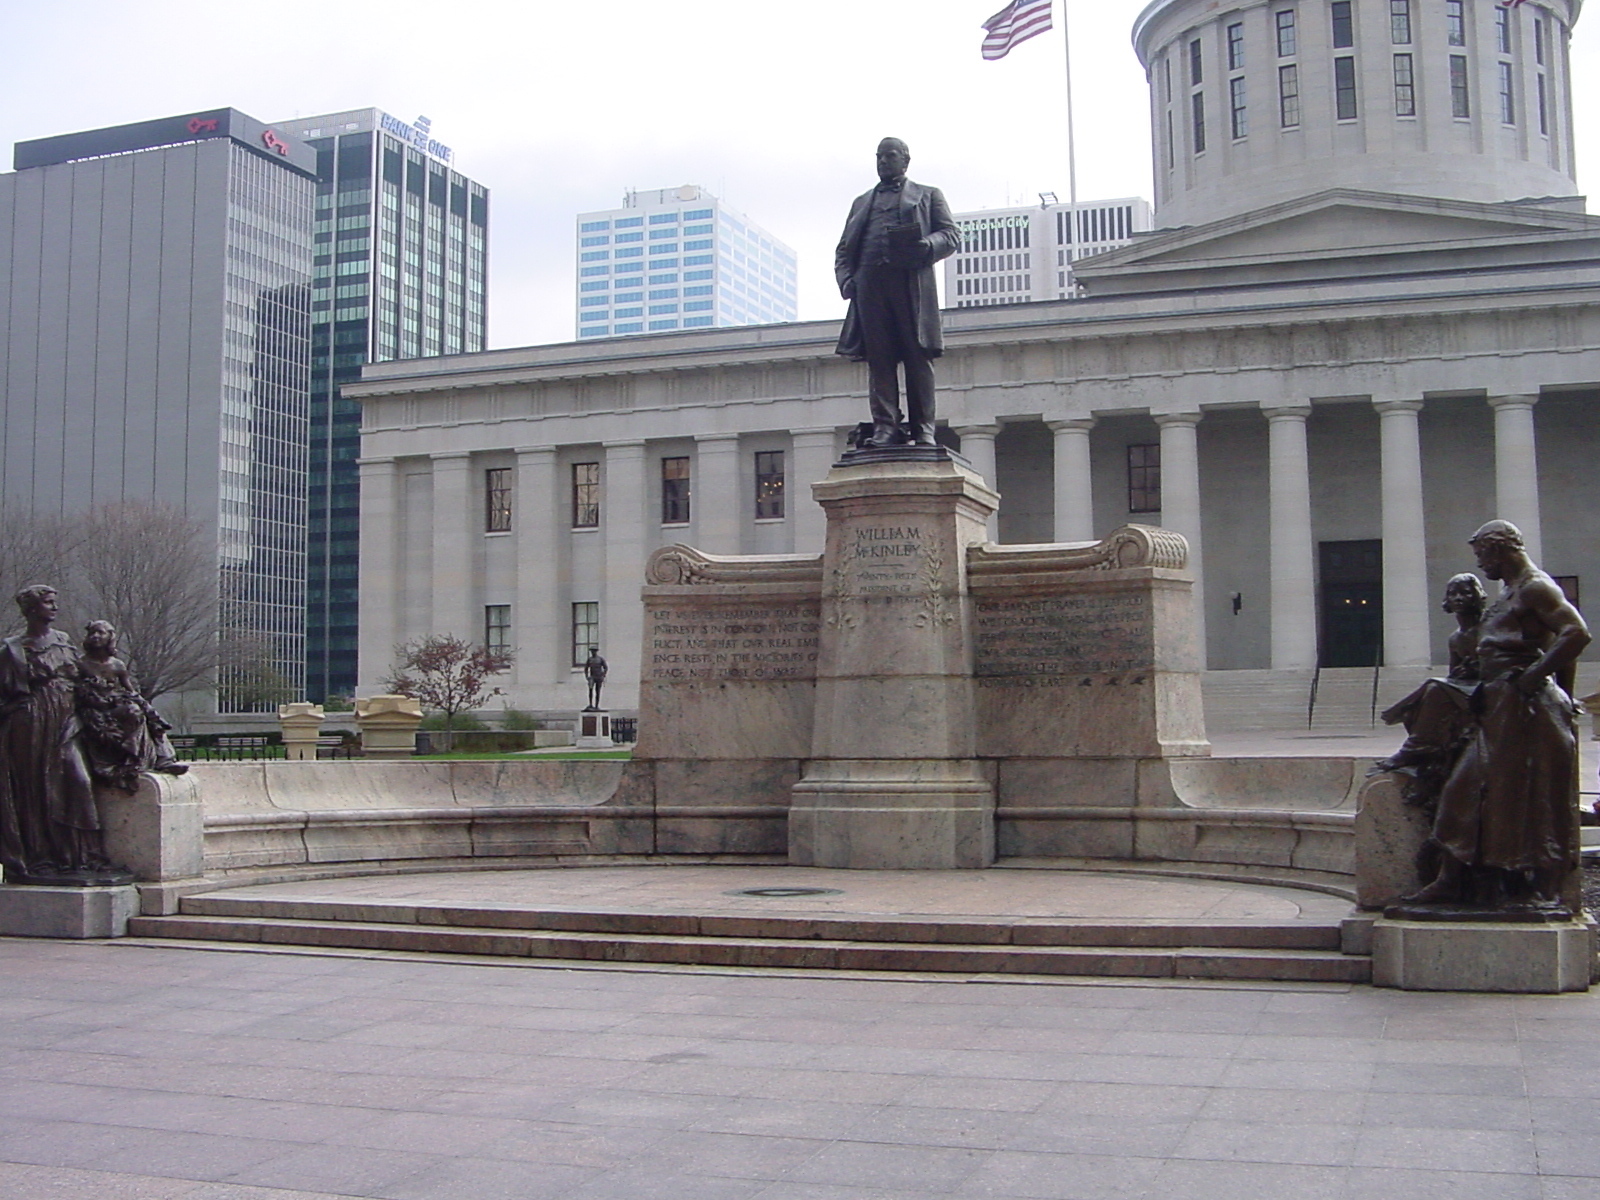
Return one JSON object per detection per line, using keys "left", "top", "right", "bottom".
{"left": 835, "top": 138, "right": 959, "bottom": 448}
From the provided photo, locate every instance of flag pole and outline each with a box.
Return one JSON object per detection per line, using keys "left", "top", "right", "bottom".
{"left": 1060, "top": 0, "right": 1079, "bottom": 266}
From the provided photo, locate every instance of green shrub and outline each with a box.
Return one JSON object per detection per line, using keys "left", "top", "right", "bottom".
{"left": 500, "top": 707, "right": 540, "bottom": 731}
{"left": 419, "top": 713, "right": 489, "bottom": 732}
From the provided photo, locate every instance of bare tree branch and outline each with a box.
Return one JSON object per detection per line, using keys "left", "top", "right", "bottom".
{"left": 69, "top": 503, "right": 221, "bottom": 702}
{"left": 383, "top": 635, "right": 514, "bottom": 730}
{"left": 0, "top": 510, "right": 81, "bottom": 625}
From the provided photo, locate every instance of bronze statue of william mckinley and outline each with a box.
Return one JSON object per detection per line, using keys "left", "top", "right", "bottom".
{"left": 835, "top": 138, "right": 959, "bottom": 448}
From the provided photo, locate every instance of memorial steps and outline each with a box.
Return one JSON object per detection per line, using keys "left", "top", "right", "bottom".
{"left": 128, "top": 891, "right": 1370, "bottom": 984}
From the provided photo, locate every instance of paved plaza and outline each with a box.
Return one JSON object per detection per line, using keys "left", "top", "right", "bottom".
{"left": 1, "top": 925, "right": 1599, "bottom": 1199}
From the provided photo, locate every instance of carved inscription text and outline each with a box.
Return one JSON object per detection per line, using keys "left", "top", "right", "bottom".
{"left": 975, "top": 593, "right": 1152, "bottom": 686}
{"left": 648, "top": 604, "right": 820, "bottom": 681}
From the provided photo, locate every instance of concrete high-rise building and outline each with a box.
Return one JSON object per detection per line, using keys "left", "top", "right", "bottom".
{"left": 0, "top": 108, "right": 316, "bottom": 710}
{"left": 945, "top": 197, "right": 1153, "bottom": 307}
{"left": 269, "top": 110, "right": 489, "bottom": 702}
{"left": 575, "top": 185, "right": 797, "bottom": 339}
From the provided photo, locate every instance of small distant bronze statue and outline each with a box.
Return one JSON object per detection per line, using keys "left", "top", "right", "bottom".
{"left": 1395, "top": 522, "right": 1590, "bottom": 910}
{"left": 583, "top": 647, "right": 608, "bottom": 712}
{"left": 1374, "top": 572, "right": 1488, "bottom": 805}
{"left": 0, "top": 586, "right": 129, "bottom": 886}
{"left": 76, "top": 620, "right": 188, "bottom": 793}
{"left": 835, "top": 137, "right": 959, "bottom": 449}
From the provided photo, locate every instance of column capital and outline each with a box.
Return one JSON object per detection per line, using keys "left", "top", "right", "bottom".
{"left": 1262, "top": 404, "right": 1313, "bottom": 422}
{"left": 430, "top": 451, "right": 473, "bottom": 466}
{"left": 1488, "top": 393, "right": 1540, "bottom": 410}
{"left": 1372, "top": 399, "right": 1423, "bottom": 415}
{"left": 1153, "top": 411, "right": 1203, "bottom": 429}
{"left": 514, "top": 445, "right": 557, "bottom": 461}
{"left": 603, "top": 439, "right": 647, "bottom": 454}
{"left": 952, "top": 423, "right": 1001, "bottom": 438}
{"left": 355, "top": 456, "right": 397, "bottom": 468}
{"left": 694, "top": 432, "right": 741, "bottom": 446}
{"left": 1046, "top": 417, "right": 1096, "bottom": 434}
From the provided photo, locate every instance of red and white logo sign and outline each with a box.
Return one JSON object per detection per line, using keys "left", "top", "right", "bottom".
{"left": 187, "top": 117, "right": 220, "bottom": 134}
{"left": 261, "top": 130, "right": 289, "bottom": 156}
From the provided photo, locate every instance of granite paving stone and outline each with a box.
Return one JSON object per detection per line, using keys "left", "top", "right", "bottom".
{"left": 2, "top": 861, "right": 1599, "bottom": 1200}
{"left": 1344, "top": 1167, "right": 1544, "bottom": 1200}
{"left": 955, "top": 1149, "right": 1165, "bottom": 1199}
{"left": 1542, "top": 1177, "right": 1600, "bottom": 1200}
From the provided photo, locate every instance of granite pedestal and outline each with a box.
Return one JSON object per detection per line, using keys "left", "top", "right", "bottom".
{"left": 1372, "top": 914, "right": 1598, "bottom": 992}
{"left": 789, "top": 455, "right": 998, "bottom": 869}
{"left": 575, "top": 710, "right": 613, "bottom": 749}
{"left": 0, "top": 884, "right": 138, "bottom": 938}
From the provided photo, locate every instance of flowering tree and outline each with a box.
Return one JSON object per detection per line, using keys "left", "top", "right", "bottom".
{"left": 383, "top": 635, "right": 514, "bottom": 737}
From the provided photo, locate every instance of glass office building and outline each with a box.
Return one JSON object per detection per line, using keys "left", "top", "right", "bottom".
{"left": 271, "top": 110, "right": 489, "bottom": 702}
{"left": 2, "top": 109, "right": 316, "bottom": 710}
{"left": 575, "top": 185, "right": 796, "bottom": 339}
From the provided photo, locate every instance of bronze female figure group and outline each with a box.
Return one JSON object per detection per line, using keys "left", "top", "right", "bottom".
{"left": 0, "top": 585, "right": 183, "bottom": 886}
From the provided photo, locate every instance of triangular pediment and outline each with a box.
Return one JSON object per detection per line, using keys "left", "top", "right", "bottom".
{"left": 1075, "top": 189, "right": 1600, "bottom": 293}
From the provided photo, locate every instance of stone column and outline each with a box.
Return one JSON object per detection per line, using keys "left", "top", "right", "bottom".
{"left": 602, "top": 440, "right": 648, "bottom": 698}
{"left": 1488, "top": 393, "right": 1543, "bottom": 561}
{"left": 790, "top": 428, "right": 838, "bottom": 555}
{"left": 953, "top": 424, "right": 1001, "bottom": 540}
{"left": 1374, "top": 400, "right": 1430, "bottom": 666}
{"left": 1155, "top": 412, "right": 1206, "bottom": 656}
{"left": 429, "top": 452, "right": 474, "bottom": 641}
{"left": 1048, "top": 418, "right": 1096, "bottom": 542}
{"left": 695, "top": 433, "right": 741, "bottom": 554}
{"left": 1264, "top": 406, "right": 1318, "bottom": 670}
{"left": 356, "top": 456, "right": 398, "bottom": 691}
{"left": 514, "top": 446, "right": 559, "bottom": 693}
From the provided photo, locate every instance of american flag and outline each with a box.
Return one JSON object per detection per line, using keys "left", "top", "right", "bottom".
{"left": 982, "top": 0, "right": 1054, "bottom": 61}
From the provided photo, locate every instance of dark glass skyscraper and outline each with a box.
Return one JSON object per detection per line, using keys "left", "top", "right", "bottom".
{"left": 272, "top": 110, "right": 488, "bottom": 701}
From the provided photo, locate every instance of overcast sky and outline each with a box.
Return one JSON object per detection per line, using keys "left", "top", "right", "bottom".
{"left": 4, "top": 1, "right": 1599, "bottom": 350}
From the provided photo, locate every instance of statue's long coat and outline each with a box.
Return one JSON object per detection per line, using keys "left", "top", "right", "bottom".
{"left": 834, "top": 180, "right": 960, "bottom": 362}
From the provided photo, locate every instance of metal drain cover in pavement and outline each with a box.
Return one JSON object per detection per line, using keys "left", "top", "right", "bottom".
{"left": 726, "top": 887, "right": 843, "bottom": 898}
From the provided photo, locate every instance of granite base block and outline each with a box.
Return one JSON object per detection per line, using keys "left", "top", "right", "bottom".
{"left": 98, "top": 771, "right": 205, "bottom": 882}
{"left": 0, "top": 884, "right": 139, "bottom": 938}
{"left": 1372, "top": 915, "right": 1597, "bottom": 992}
{"left": 790, "top": 759, "right": 995, "bottom": 869}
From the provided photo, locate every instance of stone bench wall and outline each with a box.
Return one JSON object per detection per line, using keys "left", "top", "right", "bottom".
{"left": 181, "top": 757, "right": 1358, "bottom": 896}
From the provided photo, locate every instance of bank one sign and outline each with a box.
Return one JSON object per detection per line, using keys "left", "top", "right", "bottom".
{"left": 378, "top": 113, "right": 453, "bottom": 164}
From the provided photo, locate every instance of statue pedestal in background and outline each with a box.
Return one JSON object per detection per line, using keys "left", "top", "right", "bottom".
{"left": 575, "top": 711, "right": 613, "bottom": 749}
{"left": 355, "top": 695, "right": 423, "bottom": 759}
{"left": 278, "top": 702, "right": 325, "bottom": 761}
{"left": 788, "top": 453, "right": 999, "bottom": 869}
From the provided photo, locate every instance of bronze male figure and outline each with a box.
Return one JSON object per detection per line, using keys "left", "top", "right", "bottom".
{"left": 583, "top": 647, "right": 608, "bottom": 712}
{"left": 835, "top": 138, "right": 959, "bottom": 448}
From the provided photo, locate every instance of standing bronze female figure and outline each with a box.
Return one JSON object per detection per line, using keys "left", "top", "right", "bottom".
{"left": 0, "top": 586, "right": 125, "bottom": 885}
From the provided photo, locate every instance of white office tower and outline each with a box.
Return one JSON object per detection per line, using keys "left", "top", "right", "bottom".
{"left": 574, "top": 185, "right": 798, "bottom": 339}
{"left": 945, "top": 197, "right": 1153, "bottom": 307}
{"left": 1135, "top": 0, "right": 1580, "bottom": 227}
